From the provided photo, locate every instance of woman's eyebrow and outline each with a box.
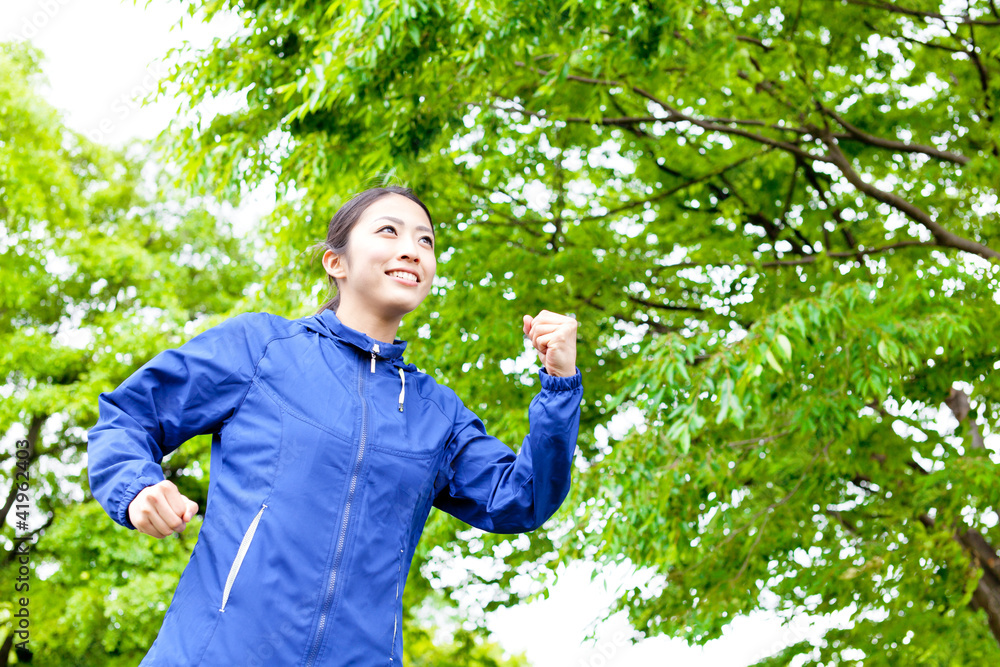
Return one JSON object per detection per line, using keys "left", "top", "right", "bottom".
{"left": 373, "top": 215, "right": 435, "bottom": 237}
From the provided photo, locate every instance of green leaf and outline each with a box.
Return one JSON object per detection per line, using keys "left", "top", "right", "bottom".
{"left": 765, "top": 348, "right": 784, "bottom": 374}
{"left": 775, "top": 333, "right": 792, "bottom": 360}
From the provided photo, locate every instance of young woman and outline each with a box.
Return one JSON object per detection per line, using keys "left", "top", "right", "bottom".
{"left": 86, "top": 185, "right": 584, "bottom": 666}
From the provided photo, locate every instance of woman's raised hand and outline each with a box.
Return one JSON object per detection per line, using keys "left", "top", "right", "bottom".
{"left": 127, "top": 479, "right": 199, "bottom": 538}
{"left": 523, "top": 310, "right": 579, "bottom": 378}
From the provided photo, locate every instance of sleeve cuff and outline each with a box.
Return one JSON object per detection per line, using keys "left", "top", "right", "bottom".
{"left": 538, "top": 366, "right": 583, "bottom": 391}
{"left": 117, "top": 475, "right": 164, "bottom": 530}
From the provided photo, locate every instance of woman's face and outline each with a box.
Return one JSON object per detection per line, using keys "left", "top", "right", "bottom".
{"left": 324, "top": 193, "right": 437, "bottom": 320}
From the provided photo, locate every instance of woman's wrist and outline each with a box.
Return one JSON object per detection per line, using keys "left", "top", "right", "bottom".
{"left": 539, "top": 366, "right": 582, "bottom": 391}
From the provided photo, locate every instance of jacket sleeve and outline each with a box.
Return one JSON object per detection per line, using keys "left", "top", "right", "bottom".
{"left": 86, "top": 312, "right": 268, "bottom": 530}
{"left": 432, "top": 367, "right": 583, "bottom": 533}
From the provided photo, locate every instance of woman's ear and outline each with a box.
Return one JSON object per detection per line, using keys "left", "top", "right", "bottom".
{"left": 323, "top": 249, "right": 347, "bottom": 280}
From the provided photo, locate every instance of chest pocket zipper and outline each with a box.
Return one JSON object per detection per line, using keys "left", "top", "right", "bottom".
{"left": 219, "top": 503, "right": 268, "bottom": 612}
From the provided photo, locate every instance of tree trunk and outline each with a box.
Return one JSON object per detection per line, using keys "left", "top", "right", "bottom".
{"left": 944, "top": 390, "right": 1000, "bottom": 646}
{"left": 0, "top": 413, "right": 45, "bottom": 528}
{"left": 0, "top": 631, "right": 12, "bottom": 667}
{"left": 956, "top": 529, "right": 1000, "bottom": 646}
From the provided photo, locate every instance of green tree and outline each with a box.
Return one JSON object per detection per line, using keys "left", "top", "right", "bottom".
{"left": 149, "top": 0, "right": 999, "bottom": 663}
{"left": 0, "top": 39, "right": 259, "bottom": 664}
{"left": 0, "top": 38, "right": 527, "bottom": 666}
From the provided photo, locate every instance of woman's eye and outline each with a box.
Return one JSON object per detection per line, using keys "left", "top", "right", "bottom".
{"left": 378, "top": 225, "right": 433, "bottom": 247}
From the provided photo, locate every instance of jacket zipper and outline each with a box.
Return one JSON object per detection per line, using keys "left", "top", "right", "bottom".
{"left": 219, "top": 502, "right": 267, "bottom": 612}
{"left": 304, "top": 345, "right": 377, "bottom": 666}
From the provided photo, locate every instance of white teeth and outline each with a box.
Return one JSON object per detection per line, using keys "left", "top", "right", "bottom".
{"left": 387, "top": 271, "right": 418, "bottom": 282}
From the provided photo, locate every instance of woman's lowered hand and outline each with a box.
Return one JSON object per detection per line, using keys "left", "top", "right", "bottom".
{"left": 128, "top": 480, "right": 199, "bottom": 538}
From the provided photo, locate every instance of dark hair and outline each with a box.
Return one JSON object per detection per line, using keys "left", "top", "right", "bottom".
{"left": 310, "top": 185, "right": 434, "bottom": 315}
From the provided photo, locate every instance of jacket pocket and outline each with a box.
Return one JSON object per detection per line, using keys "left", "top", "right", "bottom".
{"left": 219, "top": 502, "right": 268, "bottom": 612}
{"left": 388, "top": 544, "right": 404, "bottom": 664}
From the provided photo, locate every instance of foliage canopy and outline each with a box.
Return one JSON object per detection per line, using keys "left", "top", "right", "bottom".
{"left": 152, "top": 0, "right": 1000, "bottom": 662}
{"left": 4, "top": 0, "right": 1000, "bottom": 663}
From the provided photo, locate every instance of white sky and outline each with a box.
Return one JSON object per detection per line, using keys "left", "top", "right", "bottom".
{"left": 0, "top": 1, "right": 850, "bottom": 665}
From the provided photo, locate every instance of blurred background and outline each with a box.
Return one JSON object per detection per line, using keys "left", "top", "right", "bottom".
{"left": 2, "top": 0, "right": 999, "bottom": 665}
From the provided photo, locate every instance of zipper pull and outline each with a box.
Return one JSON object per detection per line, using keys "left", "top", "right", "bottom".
{"left": 371, "top": 343, "right": 379, "bottom": 373}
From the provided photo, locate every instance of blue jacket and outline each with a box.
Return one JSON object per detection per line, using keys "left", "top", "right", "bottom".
{"left": 86, "top": 308, "right": 583, "bottom": 666}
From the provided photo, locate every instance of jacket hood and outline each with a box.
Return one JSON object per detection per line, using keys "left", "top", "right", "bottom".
{"left": 302, "top": 309, "right": 418, "bottom": 373}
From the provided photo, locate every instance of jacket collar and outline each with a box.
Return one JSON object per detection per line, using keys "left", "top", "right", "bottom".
{"left": 303, "top": 309, "right": 416, "bottom": 371}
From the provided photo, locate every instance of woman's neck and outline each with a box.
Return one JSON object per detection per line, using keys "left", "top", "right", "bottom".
{"left": 334, "top": 301, "right": 400, "bottom": 345}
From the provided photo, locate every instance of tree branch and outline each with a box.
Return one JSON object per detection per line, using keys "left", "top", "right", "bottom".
{"left": 821, "top": 134, "right": 1000, "bottom": 260}
{"left": 735, "top": 35, "right": 774, "bottom": 51}
{"left": 818, "top": 105, "right": 969, "bottom": 165}
{"left": 944, "top": 386, "right": 986, "bottom": 450}
{"left": 842, "top": 0, "right": 1000, "bottom": 25}
{"left": 726, "top": 430, "right": 794, "bottom": 448}
{"left": 578, "top": 152, "right": 762, "bottom": 222}
{"left": 760, "top": 240, "right": 935, "bottom": 266}
{"left": 965, "top": 21, "right": 996, "bottom": 125}
{"left": 867, "top": 20, "right": 966, "bottom": 53}
{"left": 779, "top": 165, "right": 799, "bottom": 224}
{"left": 626, "top": 294, "right": 705, "bottom": 312}
{"left": 510, "top": 62, "right": 832, "bottom": 163}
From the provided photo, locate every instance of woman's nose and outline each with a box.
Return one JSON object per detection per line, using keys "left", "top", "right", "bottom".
{"left": 398, "top": 238, "right": 420, "bottom": 261}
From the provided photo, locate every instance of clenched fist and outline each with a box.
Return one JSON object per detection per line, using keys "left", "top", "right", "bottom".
{"left": 128, "top": 480, "right": 199, "bottom": 538}
{"left": 522, "top": 310, "right": 579, "bottom": 378}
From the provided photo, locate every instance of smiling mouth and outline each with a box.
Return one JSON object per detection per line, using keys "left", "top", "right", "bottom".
{"left": 386, "top": 270, "right": 419, "bottom": 283}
